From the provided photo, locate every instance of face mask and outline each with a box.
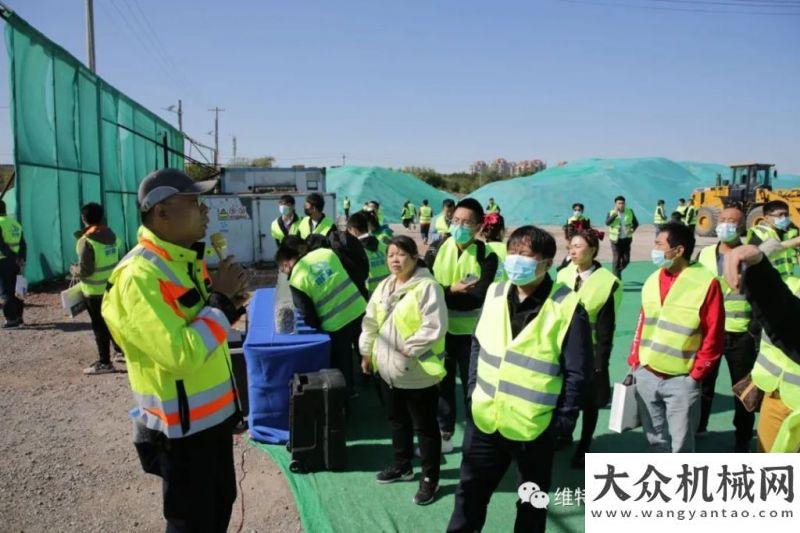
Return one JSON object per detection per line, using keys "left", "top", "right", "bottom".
{"left": 304, "top": 208, "right": 313, "bottom": 217}
{"left": 651, "top": 249, "right": 674, "bottom": 269}
{"left": 573, "top": 210, "right": 583, "bottom": 217}
{"left": 774, "top": 216, "right": 791, "bottom": 231}
{"left": 715, "top": 222, "right": 739, "bottom": 243}
{"left": 449, "top": 224, "right": 473, "bottom": 245}
{"left": 279, "top": 205, "right": 292, "bottom": 217}
{"left": 504, "top": 255, "right": 540, "bottom": 286}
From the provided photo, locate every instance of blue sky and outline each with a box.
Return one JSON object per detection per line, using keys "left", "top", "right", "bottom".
{"left": 0, "top": 0, "right": 798, "bottom": 172}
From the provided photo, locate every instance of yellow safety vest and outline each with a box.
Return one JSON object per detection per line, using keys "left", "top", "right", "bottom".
{"left": 486, "top": 203, "right": 500, "bottom": 214}
{"left": 102, "top": 226, "right": 237, "bottom": 439}
{"left": 697, "top": 244, "right": 751, "bottom": 333}
{"left": 419, "top": 205, "right": 433, "bottom": 224}
{"left": 434, "top": 214, "right": 450, "bottom": 234}
{"left": 270, "top": 216, "right": 301, "bottom": 243}
{"left": 432, "top": 238, "right": 484, "bottom": 335}
{"left": 472, "top": 281, "right": 579, "bottom": 441}
{"left": 343, "top": 198, "right": 350, "bottom": 210}
{"left": 401, "top": 206, "right": 414, "bottom": 219}
{"left": 607, "top": 208, "right": 634, "bottom": 241}
{"left": 289, "top": 248, "right": 367, "bottom": 332}
{"left": 751, "top": 277, "right": 800, "bottom": 452}
{"left": 556, "top": 263, "right": 620, "bottom": 344}
{"left": 0, "top": 215, "right": 22, "bottom": 259}
{"left": 370, "top": 277, "right": 446, "bottom": 380}
{"left": 746, "top": 225, "right": 797, "bottom": 278}
{"left": 298, "top": 216, "right": 334, "bottom": 239}
{"left": 639, "top": 264, "right": 716, "bottom": 375}
{"left": 653, "top": 206, "right": 667, "bottom": 225}
{"left": 486, "top": 241, "right": 507, "bottom": 283}
{"left": 365, "top": 241, "right": 391, "bottom": 294}
{"left": 685, "top": 205, "right": 697, "bottom": 225}
{"left": 675, "top": 205, "right": 688, "bottom": 219}
{"left": 77, "top": 228, "right": 122, "bottom": 297}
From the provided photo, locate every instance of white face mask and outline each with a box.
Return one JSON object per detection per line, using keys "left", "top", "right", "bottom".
{"left": 279, "top": 205, "right": 292, "bottom": 217}
{"left": 715, "top": 222, "right": 739, "bottom": 243}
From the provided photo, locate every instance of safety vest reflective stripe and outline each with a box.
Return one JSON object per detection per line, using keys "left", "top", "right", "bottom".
{"left": 639, "top": 338, "right": 695, "bottom": 360}
{"left": 697, "top": 245, "right": 751, "bottom": 332}
{"left": 191, "top": 307, "right": 229, "bottom": 360}
{"left": 432, "top": 238, "right": 483, "bottom": 335}
{"left": 419, "top": 207, "right": 433, "bottom": 222}
{"left": 749, "top": 225, "right": 796, "bottom": 277}
{"left": 498, "top": 380, "right": 560, "bottom": 406}
{"left": 299, "top": 216, "right": 334, "bottom": 238}
{"left": 642, "top": 317, "right": 697, "bottom": 336}
{"left": 123, "top": 247, "right": 184, "bottom": 287}
{"left": 653, "top": 207, "right": 666, "bottom": 224}
{"left": 318, "top": 290, "right": 364, "bottom": 323}
{"left": 365, "top": 245, "right": 390, "bottom": 293}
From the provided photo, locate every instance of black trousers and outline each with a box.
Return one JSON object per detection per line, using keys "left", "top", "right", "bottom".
{"left": 0, "top": 257, "right": 23, "bottom": 322}
{"left": 698, "top": 331, "right": 757, "bottom": 445}
{"left": 610, "top": 238, "right": 632, "bottom": 279}
{"left": 576, "top": 368, "right": 611, "bottom": 453}
{"left": 402, "top": 218, "right": 413, "bottom": 228}
{"left": 447, "top": 418, "right": 556, "bottom": 533}
{"left": 135, "top": 419, "right": 237, "bottom": 533}
{"left": 379, "top": 380, "right": 441, "bottom": 482}
{"left": 438, "top": 333, "right": 472, "bottom": 435}
{"left": 329, "top": 318, "right": 361, "bottom": 395}
{"left": 85, "top": 295, "right": 113, "bottom": 364}
{"left": 344, "top": 208, "right": 350, "bottom": 219}
{"left": 420, "top": 223, "right": 431, "bottom": 243}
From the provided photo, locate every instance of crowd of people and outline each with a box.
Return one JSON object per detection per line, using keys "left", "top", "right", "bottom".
{"left": 2, "top": 171, "right": 800, "bottom": 532}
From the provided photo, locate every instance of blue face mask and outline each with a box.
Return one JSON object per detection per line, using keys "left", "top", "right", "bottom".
{"left": 715, "top": 222, "right": 739, "bottom": 243}
{"left": 504, "top": 254, "right": 541, "bottom": 286}
{"left": 449, "top": 224, "right": 474, "bottom": 245}
{"left": 774, "top": 216, "right": 791, "bottom": 231}
{"left": 279, "top": 205, "right": 292, "bottom": 217}
{"left": 651, "top": 249, "right": 674, "bottom": 269}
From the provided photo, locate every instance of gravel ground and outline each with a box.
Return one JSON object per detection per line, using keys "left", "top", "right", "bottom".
{"left": 0, "top": 223, "right": 712, "bottom": 532}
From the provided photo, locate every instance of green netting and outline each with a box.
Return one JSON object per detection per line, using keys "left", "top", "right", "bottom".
{"left": 3, "top": 12, "right": 183, "bottom": 282}
{"left": 327, "top": 166, "right": 453, "bottom": 224}
{"left": 470, "top": 157, "right": 800, "bottom": 228}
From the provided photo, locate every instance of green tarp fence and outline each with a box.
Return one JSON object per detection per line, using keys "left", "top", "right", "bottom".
{"left": 2, "top": 10, "right": 184, "bottom": 283}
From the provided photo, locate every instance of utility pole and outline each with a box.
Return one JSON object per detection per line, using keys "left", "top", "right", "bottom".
{"left": 209, "top": 107, "right": 224, "bottom": 167}
{"left": 85, "top": 0, "right": 96, "bottom": 72}
{"left": 177, "top": 99, "right": 183, "bottom": 132}
{"left": 232, "top": 136, "right": 237, "bottom": 162}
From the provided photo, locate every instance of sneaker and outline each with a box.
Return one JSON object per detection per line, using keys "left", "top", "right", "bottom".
{"left": 413, "top": 477, "right": 439, "bottom": 505}
{"left": 376, "top": 465, "right": 414, "bottom": 484}
{"left": 83, "top": 361, "right": 116, "bottom": 375}
{"left": 2, "top": 319, "right": 22, "bottom": 329}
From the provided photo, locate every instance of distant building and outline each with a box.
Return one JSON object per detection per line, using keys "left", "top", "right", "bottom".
{"left": 490, "top": 158, "right": 512, "bottom": 177}
{"left": 470, "top": 160, "right": 488, "bottom": 175}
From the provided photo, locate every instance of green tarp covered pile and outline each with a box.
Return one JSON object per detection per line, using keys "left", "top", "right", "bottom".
{"left": 3, "top": 10, "right": 183, "bottom": 283}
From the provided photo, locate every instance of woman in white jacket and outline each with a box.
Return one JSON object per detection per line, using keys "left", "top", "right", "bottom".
{"left": 359, "top": 235, "right": 448, "bottom": 506}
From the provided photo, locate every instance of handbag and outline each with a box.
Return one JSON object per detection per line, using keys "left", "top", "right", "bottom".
{"left": 732, "top": 373, "right": 764, "bottom": 413}
{"left": 608, "top": 371, "right": 641, "bottom": 433}
{"left": 60, "top": 277, "right": 86, "bottom": 318}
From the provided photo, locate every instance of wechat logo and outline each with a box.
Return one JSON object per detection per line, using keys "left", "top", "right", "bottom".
{"left": 518, "top": 482, "right": 550, "bottom": 509}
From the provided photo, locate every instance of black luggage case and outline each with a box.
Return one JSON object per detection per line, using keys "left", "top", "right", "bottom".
{"left": 287, "top": 369, "right": 347, "bottom": 472}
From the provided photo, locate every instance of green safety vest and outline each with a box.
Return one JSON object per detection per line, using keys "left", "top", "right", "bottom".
{"left": 401, "top": 206, "right": 414, "bottom": 219}
{"left": 567, "top": 215, "right": 587, "bottom": 225}
{"left": 639, "top": 263, "right": 716, "bottom": 375}
{"left": 270, "top": 216, "right": 301, "bottom": 243}
{"left": 751, "top": 277, "right": 800, "bottom": 452}
{"left": 289, "top": 248, "right": 367, "bottom": 332}
{"left": 365, "top": 241, "right": 391, "bottom": 294}
{"left": 432, "top": 238, "right": 484, "bottom": 335}
{"left": 486, "top": 241, "right": 507, "bottom": 283}
{"left": 102, "top": 226, "right": 237, "bottom": 439}
{"left": 373, "top": 225, "right": 393, "bottom": 245}
{"left": 298, "top": 216, "right": 334, "bottom": 239}
{"left": 343, "top": 198, "right": 350, "bottom": 209}
{"left": 697, "top": 244, "right": 752, "bottom": 333}
{"left": 556, "top": 263, "right": 620, "bottom": 344}
{"left": 607, "top": 208, "right": 634, "bottom": 242}
{"left": 370, "top": 277, "right": 446, "bottom": 380}
{"left": 486, "top": 203, "right": 500, "bottom": 214}
{"left": 685, "top": 205, "right": 697, "bottom": 225}
{"left": 419, "top": 205, "right": 433, "bottom": 223}
{"left": 653, "top": 206, "right": 667, "bottom": 225}
{"left": 746, "top": 225, "right": 798, "bottom": 278}
{"left": 0, "top": 216, "right": 22, "bottom": 259}
{"left": 675, "top": 205, "right": 688, "bottom": 217}
{"left": 472, "top": 281, "right": 578, "bottom": 441}
{"left": 434, "top": 214, "right": 450, "bottom": 234}
{"left": 77, "top": 229, "right": 122, "bottom": 296}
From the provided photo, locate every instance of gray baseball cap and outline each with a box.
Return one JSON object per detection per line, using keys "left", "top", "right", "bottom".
{"left": 138, "top": 168, "right": 217, "bottom": 212}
